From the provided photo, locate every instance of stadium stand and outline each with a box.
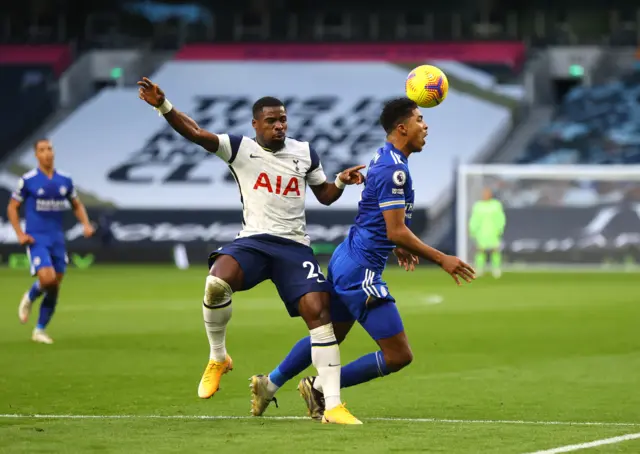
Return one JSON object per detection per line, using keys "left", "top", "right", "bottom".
{"left": 518, "top": 68, "right": 640, "bottom": 165}
{"left": 1, "top": 0, "right": 639, "bottom": 258}
{"left": 4, "top": 56, "right": 513, "bottom": 211}
{"left": 0, "top": 45, "right": 73, "bottom": 162}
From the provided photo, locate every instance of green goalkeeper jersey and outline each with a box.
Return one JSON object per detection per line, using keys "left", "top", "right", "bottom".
{"left": 469, "top": 199, "right": 506, "bottom": 238}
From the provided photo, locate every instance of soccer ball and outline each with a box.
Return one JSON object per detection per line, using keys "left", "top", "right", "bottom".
{"left": 405, "top": 65, "right": 449, "bottom": 108}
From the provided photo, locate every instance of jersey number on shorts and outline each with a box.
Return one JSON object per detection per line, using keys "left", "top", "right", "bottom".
{"left": 303, "top": 261, "right": 326, "bottom": 283}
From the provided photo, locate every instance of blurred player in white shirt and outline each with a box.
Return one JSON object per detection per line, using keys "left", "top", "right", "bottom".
{"left": 138, "top": 77, "right": 364, "bottom": 424}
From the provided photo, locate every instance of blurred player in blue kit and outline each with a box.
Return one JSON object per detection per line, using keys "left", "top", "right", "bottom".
{"left": 250, "top": 98, "right": 476, "bottom": 420}
{"left": 7, "top": 139, "right": 94, "bottom": 344}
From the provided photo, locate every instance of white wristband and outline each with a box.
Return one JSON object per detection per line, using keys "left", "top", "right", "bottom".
{"left": 334, "top": 177, "right": 346, "bottom": 190}
{"left": 155, "top": 99, "right": 173, "bottom": 115}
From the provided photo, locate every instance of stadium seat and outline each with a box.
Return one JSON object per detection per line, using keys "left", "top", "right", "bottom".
{"left": 520, "top": 68, "right": 640, "bottom": 165}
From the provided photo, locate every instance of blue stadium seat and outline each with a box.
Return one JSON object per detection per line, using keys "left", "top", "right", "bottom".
{"left": 520, "top": 68, "right": 640, "bottom": 165}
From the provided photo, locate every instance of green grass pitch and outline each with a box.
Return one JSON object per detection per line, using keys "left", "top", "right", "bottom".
{"left": 1, "top": 266, "right": 639, "bottom": 453}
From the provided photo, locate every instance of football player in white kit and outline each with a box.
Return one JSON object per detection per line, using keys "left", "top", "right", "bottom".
{"left": 138, "top": 77, "right": 364, "bottom": 424}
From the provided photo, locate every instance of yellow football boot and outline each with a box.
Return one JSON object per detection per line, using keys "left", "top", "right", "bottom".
{"left": 322, "top": 403, "right": 363, "bottom": 425}
{"left": 197, "top": 355, "right": 233, "bottom": 399}
{"left": 249, "top": 375, "right": 278, "bottom": 416}
{"left": 297, "top": 376, "right": 325, "bottom": 420}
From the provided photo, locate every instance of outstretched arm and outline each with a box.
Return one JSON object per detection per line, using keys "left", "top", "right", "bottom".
{"left": 310, "top": 181, "right": 343, "bottom": 206}
{"left": 138, "top": 77, "right": 220, "bottom": 153}
{"left": 393, "top": 247, "right": 419, "bottom": 271}
{"left": 383, "top": 208, "right": 475, "bottom": 285}
{"left": 311, "top": 165, "right": 366, "bottom": 206}
{"left": 383, "top": 208, "right": 445, "bottom": 264}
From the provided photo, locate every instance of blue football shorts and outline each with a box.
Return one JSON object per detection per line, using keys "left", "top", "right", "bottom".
{"left": 208, "top": 234, "right": 332, "bottom": 317}
{"left": 327, "top": 242, "right": 405, "bottom": 340}
{"left": 26, "top": 234, "right": 68, "bottom": 276}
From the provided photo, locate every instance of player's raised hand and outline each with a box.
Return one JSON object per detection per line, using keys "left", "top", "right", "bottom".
{"left": 137, "top": 77, "right": 166, "bottom": 108}
{"left": 17, "top": 232, "right": 34, "bottom": 246}
{"left": 83, "top": 223, "right": 95, "bottom": 238}
{"left": 338, "top": 165, "right": 366, "bottom": 186}
{"left": 439, "top": 255, "right": 476, "bottom": 286}
{"left": 393, "top": 247, "right": 419, "bottom": 272}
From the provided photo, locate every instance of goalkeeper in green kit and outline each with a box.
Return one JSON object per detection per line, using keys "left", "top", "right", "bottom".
{"left": 469, "top": 188, "right": 506, "bottom": 278}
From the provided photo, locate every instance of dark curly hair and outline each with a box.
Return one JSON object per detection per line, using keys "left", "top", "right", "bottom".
{"left": 252, "top": 96, "right": 285, "bottom": 119}
{"left": 379, "top": 97, "right": 418, "bottom": 134}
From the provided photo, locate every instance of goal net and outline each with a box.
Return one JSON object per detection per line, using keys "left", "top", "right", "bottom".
{"left": 456, "top": 165, "right": 640, "bottom": 269}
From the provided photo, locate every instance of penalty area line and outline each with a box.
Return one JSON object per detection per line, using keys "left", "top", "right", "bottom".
{"left": 524, "top": 432, "right": 640, "bottom": 454}
{"left": 0, "top": 414, "right": 639, "bottom": 427}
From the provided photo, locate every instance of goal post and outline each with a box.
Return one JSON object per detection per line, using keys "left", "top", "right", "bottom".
{"left": 456, "top": 164, "right": 640, "bottom": 270}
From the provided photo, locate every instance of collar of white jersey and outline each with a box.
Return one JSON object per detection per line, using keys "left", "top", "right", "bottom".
{"left": 252, "top": 137, "right": 286, "bottom": 154}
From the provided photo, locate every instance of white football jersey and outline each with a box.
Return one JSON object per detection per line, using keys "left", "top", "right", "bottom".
{"left": 213, "top": 134, "right": 328, "bottom": 246}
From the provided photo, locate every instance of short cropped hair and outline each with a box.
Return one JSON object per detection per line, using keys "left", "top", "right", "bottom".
{"left": 379, "top": 98, "right": 418, "bottom": 134}
{"left": 252, "top": 96, "right": 285, "bottom": 119}
{"left": 34, "top": 138, "right": 50, "bottom": 150}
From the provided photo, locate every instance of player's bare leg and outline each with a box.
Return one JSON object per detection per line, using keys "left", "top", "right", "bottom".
{"left": 376, "top": 331, "right": 414, "bottom": 373}
{"left": 198, "top": 255, "right": 241, "bottom": 399}
{"left": 298, "top": 293, "right": 361, "bottom": 425}
{"left": 28, "top": 268, "right": 60, "bottom": 344}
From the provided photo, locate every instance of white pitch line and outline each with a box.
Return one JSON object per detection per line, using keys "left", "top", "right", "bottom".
{"left": 1, "top": 414, "right": 639, "bottom": 427}
{"left": 525, "top": 432, "right": 640, "bottom": 454}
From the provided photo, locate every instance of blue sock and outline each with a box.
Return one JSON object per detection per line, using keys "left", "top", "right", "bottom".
{"left": 269, "top": 336, "right": 312, "bottom": 387}
{"left": 36, "top": 290, "right": 58, "bottom": 330}
{"left": 268, "top": 340, "right": 392, "bottom": 390}
{"left": 341, "top": 351, "right": 390, "bottom": 388}
{"left": 28, "top": 280, "right": 43, "bottom": 302}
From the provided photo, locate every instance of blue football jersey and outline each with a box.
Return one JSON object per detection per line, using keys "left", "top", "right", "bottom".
{"left": 12, "top": 168, "right": 77, "bottom": 239}
{"left": 346, "top": 142, "right": 415, "bottom": 271}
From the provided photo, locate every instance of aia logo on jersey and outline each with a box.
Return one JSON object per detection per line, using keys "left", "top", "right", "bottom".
{"left": 253, "top": 173, "right": 301, "bottom": 197}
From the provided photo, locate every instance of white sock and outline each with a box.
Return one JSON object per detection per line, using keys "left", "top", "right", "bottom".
{"left": 310, "top": 323, "right": 341, "bottom": 410}
{"left": 203, "top": 276, "right": 233, "bottom": 362}
{"left": 203, "top": 302, "right": 231, "bottom": 362}
{"left": 266, "top": 377, "right": 279, "bottom": 396}
{"left": 312, "top": 376, "right": 323, "bottom": 392}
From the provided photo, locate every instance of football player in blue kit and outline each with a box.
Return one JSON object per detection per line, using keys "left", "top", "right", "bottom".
{"left": 7, "top": 139, "right": 94, "bottom": 344}
{"left": 250, "top": 98, "right": 476, "bottom": 421}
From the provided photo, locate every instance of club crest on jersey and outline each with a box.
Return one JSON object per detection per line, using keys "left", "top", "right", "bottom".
{"left": 293, "top": 159, "right": 300, "bottom": 172}
{"left": 253, "top": 172, "right": 301, "bottom": 197}
{"left": 59, "top": 186, "right": 67, "bottom": 196}
{"left": 392, "top": 170, "right": 406, "bottom": 186}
